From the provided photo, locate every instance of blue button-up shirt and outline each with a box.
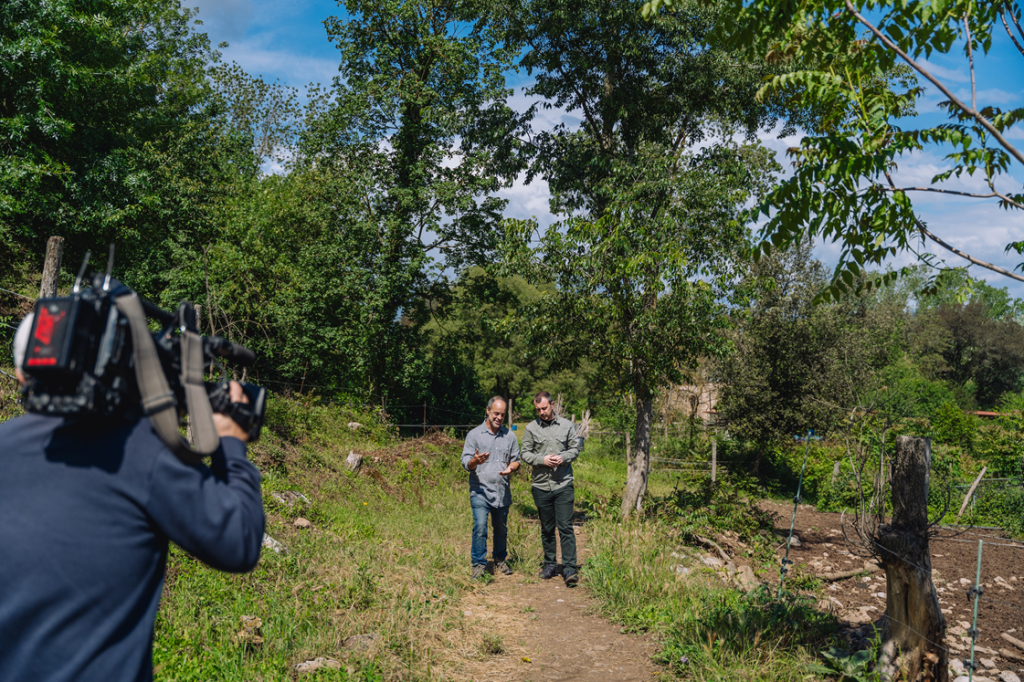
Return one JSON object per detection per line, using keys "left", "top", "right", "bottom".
{"left": 461, "top": 421, "right": 520, "bottom": 507}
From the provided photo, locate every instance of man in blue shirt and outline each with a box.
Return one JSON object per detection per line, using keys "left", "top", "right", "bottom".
{"left": 0, "top": 314, "right": 265, "bottom": 682}
{"left": 461, "top": 396, "right": 520, "bottom": 579}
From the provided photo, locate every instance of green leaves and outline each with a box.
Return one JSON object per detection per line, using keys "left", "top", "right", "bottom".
{"left": 702, "top": 0, "right": 1024, "bottom": 294}
{"left": 503, "top": 140, "right": 770, "bottom": 399}
{"left": 0, "top": 0, "right": 225, "bottom": 291}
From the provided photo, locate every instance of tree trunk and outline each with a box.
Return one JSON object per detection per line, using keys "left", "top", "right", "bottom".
{"left": 621, "top": 397, "right": 653, "bottom": 518}
{"left": 875, "top": 436, "right": 947, "bottom": 681}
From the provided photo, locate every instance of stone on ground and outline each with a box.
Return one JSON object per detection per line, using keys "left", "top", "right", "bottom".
{"left": 262, "top": 533, "right": 286, "bottom": 554}
{"left": 270, "top": 490, "right": 310, "bottom": 507}
{"left": 343, "top": 632, "right": 381, "bottom": 653}
{"left": 295, "top": 658, "right": 342, "bottom": 673}
{"left": 345, "top": 451, "right": 363, "bottom": 471}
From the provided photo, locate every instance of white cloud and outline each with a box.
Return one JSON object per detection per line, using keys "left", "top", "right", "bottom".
{"left": 222, "top": 39, "right": 338, "bottom": 85}
{"left": 917, "top": 59, "right": 969, "bottom": 84}
{"left": 1006, "top": 126, "right": 1024, "bottom": 141}
{"left": 497, "top": 171, "right": 555, "bottom": 227}
{"left": 953, "top": 87, "right": 1021, "bottom": 106}
{"left": 188, "top": 0, "right": 255, "bottom": 43}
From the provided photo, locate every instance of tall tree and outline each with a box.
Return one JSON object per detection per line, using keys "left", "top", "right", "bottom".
{"left": 294, "top": 0, "right": 527, "bottom": 402}
{"left": 506, "top": 145, "right": 777, "bottom": 516}
{"left": 933, "top": 301, "right": 1024, "bottom": 407}
{"left": 501, "top": 0, "right": 790, "bottom": 515}
{"left": 716, "top": 243, "right": 912, "bottom": 460}
{"left": 0, "top": 0, "right": 226, "bottom": 295}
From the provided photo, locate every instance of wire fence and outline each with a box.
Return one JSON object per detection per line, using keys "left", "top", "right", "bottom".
{"left": 0, "top": 286, "right": 36, "bottom": 302}
{"left": 951, "top": 477, "right": 1024, "bottom": 527}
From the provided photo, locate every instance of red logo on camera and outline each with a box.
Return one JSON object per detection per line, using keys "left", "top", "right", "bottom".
{"left": 34, "top": 307, "right": 66, "bottom": 346}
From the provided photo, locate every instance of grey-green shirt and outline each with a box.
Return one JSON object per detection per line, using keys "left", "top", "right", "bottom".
{"left": 521, "top": 416, "right": 579, "bottom": 491}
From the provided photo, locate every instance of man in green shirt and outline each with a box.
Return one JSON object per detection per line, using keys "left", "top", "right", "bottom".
{"left": 520, "top": 391, "right": 580, "bottom": 586}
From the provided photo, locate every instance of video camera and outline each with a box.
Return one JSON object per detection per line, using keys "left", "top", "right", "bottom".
{"left": 20, "top": 248, "right": 267, "bottom": 462}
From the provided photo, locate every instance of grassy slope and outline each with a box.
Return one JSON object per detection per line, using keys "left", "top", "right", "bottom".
{"left": 0, "top": 392, "right": 836, "bottom": 680}
{"left": 152, "top": 404, "right": 838, "bottom": 681}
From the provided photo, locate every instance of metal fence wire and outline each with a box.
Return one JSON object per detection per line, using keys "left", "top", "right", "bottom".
{"left": 953, "top": 477, "right": 1024, "bottom": 523}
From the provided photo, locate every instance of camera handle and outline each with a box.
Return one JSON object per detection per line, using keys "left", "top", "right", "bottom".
{"left": 115, "top": 293, "right": 219, "bottom": 465}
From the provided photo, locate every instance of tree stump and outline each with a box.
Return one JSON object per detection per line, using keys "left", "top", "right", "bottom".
{"left": 875, "top": 436, "right": 947, "bottom": 681}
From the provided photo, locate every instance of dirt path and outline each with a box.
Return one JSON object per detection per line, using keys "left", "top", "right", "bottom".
{"left": 453, "top": 527, "right": 658, "bottom": 682}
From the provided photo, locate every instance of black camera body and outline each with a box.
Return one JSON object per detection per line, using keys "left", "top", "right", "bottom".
{"left": 22, "top": 272, "right": 266, "bottom": 443}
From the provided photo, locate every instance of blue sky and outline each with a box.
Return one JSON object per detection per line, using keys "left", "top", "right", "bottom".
{"left": 188, "top": 0, "right": 1024, "bottom": 298}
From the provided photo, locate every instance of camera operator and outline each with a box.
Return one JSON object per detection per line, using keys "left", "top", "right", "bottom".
{"left": 0, "top": 313, "right": 266, "bottom": 682}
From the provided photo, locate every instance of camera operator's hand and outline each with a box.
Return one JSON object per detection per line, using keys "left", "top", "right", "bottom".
{"left": 212, "top": 381, "right": 251, "bottom": 443}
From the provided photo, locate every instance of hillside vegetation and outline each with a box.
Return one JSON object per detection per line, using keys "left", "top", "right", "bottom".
{"left": 142, "top": 396, "right": 840, "bottom": 681}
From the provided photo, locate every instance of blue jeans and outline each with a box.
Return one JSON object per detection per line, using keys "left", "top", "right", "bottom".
{"left": 470, "top": 496, "right": 509, "bottom": 567}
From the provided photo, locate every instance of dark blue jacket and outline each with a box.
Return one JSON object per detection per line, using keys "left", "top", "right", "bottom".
{"left": 0, "top": 413, "right": 265, "bottom": 682}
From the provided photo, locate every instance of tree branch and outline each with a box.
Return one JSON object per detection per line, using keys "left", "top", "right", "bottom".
{"left": 876, "top": 185, "right": 1000, "bottom": 200}
{"left": 919, "top": 222, "right": 1024, "bottom": 282}
{"left": 1000, "top": 6, "right": 1024, "bottom": 58}
{"left": 964, "top": 12, "right": 977, "bottom": 112}
{"left": 881, "top": 171, "right": 1024, "bottom": 279}
{"left": 815, "top": 563, "right": 882, "bottom": 582}
{"left": 876, "top": 181, "right": 1024, "bottom": 210}
{"left": 1007, "top": 1, "right": 1024, "bottom": 46}
{"left": 843, "top": 0, "right": 1024, "bottom": 168}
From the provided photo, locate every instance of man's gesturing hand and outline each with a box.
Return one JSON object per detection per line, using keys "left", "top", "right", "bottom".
{"left": 212, "top": 380, "right": 251, "bottom": 442}
{"left": 468, "top": 448, "right": 490, "bottom": 471}
{"left": 543, "top": 453, "right": 563, "bottom": 468}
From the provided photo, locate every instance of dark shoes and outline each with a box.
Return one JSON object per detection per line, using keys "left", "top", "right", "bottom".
{"left": 563, "top": 568, "right": 579, "bottom": 587}
{"left": 474, "top": 562, "right": 512, "bottom": 579}
{"left": 538, "top": 564, "right": 563, "bottom": 580}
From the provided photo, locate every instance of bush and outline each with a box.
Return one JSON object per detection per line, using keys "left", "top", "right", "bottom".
{"left": 931, "top": 401, "right": 978, "bottom": 452}
{"left": 997, "top": 487, "right": 1024, "bottom": 538}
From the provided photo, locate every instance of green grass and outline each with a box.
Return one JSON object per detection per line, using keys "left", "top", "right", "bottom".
{"left": 152, "top": 414, "right": 838, "bottom": 681}
{"left": 582, "top": 515, "right": 838, "bottom": 682}
{"left": 153, "top": 396, "right": 549, "bottom": 681}
{"left": 0, "top": 363, "right": 21, "bottom": 423}
{"left": 574, "top": 440, "right": 839, "bottom": 681}
{"left": 0, "top": 395, "right": 842, "bottom": 680}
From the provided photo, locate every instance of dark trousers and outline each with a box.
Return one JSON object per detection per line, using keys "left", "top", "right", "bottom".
{"left": 532, "top": 483, "right": 576, "bottom": 571}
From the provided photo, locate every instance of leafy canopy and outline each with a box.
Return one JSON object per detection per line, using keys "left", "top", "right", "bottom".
{"left": 643, "top": 0, "right": 1024, "bottom": 298}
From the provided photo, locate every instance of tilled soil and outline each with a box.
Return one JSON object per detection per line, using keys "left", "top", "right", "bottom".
{"left": 454, "top": 528, "right": 657, "bottom": 682}
{"left": 762, "top": 501, "right": 1024, "bottom": 676}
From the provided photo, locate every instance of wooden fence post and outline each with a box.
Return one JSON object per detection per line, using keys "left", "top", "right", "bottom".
{"left": 39, "top": 236, "right": 65, "bottom": 298}
{"left": 711, "top": 437, "right": 717, "bottom": 482}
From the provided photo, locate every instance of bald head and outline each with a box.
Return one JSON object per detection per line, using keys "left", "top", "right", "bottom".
{"left": 12, "top": 313, "right": 33, "bottom": 384}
